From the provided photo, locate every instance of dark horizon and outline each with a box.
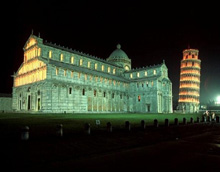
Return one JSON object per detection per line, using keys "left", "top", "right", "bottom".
{"left": 1, "top": 0, "right": 220, "bottom": 104}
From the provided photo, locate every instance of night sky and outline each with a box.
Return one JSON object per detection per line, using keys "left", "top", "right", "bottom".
{"left": 1, "top": 0, "right": 220, "bottom": 105}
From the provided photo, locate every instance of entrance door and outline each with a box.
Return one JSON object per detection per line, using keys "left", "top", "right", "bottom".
{"left": 28, "top": 95, "right": 31, "bottom": 110}
{"left": 19, "top": 100, "right": 22, "bottom": 110}
{"left": 146, "top": 104, "right": 150, "bottom": 112}
{"left": 37, "top": 98, "right": 41, "bottom": 110}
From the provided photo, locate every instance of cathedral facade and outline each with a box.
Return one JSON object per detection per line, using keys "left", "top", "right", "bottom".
{"left": 12, "top": 34, "right": 173, "bottom": 113}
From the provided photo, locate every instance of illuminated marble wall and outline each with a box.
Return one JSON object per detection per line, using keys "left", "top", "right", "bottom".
{"left": 0, "top": 96, "right": 12, "bottom": 112}
{"left": 178, "top": 49, "right": 201, "bottom": 113}
{"left": 12, "top": 34, "right": 173, "bottom": 113}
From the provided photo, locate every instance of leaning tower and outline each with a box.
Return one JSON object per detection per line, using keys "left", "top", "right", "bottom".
{"left": 178, "top": 49, "right": 201, "bottom": 113}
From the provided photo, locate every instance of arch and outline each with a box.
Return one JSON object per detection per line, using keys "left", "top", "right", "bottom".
{"left": 82, "top": 88, "right": 85, "bottom": 96}
{"left": 94, "top": 90, "right": 97, "bottom": 97}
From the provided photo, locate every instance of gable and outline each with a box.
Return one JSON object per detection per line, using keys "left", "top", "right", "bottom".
{"left": 24, "top": 37, "right": 37, "bottom": 50}
{"left": 14, "top": 58, "right": 47, "bottom": 87}
{"left": 18, "top": 58, "right": 46, "bottom": 75}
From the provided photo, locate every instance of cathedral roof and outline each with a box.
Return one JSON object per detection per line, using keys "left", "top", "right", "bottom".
{"left": 44, "top": 41, "right": 120, "bottom": 68}
{"left": 124, "top": 62, "right": 166, "bottom": 73}
{"left": 108, "top": 44, "right": 129, "bottom": 60}
{"left": 47, "top": 58, "right": 129, "bottom": 82}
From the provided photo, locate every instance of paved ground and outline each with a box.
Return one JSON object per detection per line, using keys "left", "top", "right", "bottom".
{"left": 1, "top": 123, "right": 220, "bottom": 172}
{"left": 48, "top": 130, "right": 220, "bottom": 172}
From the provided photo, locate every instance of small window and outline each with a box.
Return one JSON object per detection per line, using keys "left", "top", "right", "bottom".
{"left": 103, "top": 92, "right": 106, "bottom": 97}
{"left": 102, "top": 65, "right": 104, "bottom": 71}
{"left": 113, "top": 68, "right": 116, "bottom": 74}
{"left": 88, "top": 61, "right": 91, "bottom": 68}
{"left": 146, "top": 82, "right": 149, "bottom": 87}
{"left": 82, "top": 89, "right": 85, "bottom": 96}
{"left": 38, "top": 48, "right": 41, "bottom": 56}
{"left": 130, "top": 73, "right": 133, "bottom": 78}
{"left": 64, "top": 70, "right": 66, "bottom": 76}
{"left": 49, "top": 51, "right": 52, "bottom": 58}
{"left": 79, "top": 59, "right": 83, "bottom": 66}
{"left": 71, "top": 56, "right": 74, "bottom": 64}
{"left": 137, "top": 72, "right": 140, "bottom": 77}
{"left": 94, "top": 90, "right": 97, "bottom": 97}
{"left": 60, "top": 54, "right": 64, "bottom": 61}
{"left": 95, "top": 63, "right": 98, "bottom": 70}
{"left": 192, "top": 55, "right": 195, "bottom": 58}
{"left": 153, "top": 70, "right": 156, "bottom": 75}
{"left": 145, "top": 71, "right": 147, "bottom": 76}
{"left": 108, "top": 67, "right": 111, "bottom": 73}
{"left": 120, "top": 94, "right": 122, "bottom": 99}
{"left": 192, "top": 62, "right": 194, "bottom": 66}
{"left": 138, "top": 95, "right": 141, "bottom": 102}
{"left": 186, "top": 55, "right": 188, "bottom": 59}
{"left": 112, "top": 93, "right": 114, "bottom": 98}
{"left": 69, "top": 88, "right": 72, "bottom": 94}
{"left": 125, "top": 65, "right": 130, "bottom": 71}
{"left": 56, "top": 67, "right": 59, "bottom": 75}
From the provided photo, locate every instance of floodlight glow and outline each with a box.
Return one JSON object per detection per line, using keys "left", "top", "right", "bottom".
{"left": 216, "top": 96, "right": 220, "bottom": 104}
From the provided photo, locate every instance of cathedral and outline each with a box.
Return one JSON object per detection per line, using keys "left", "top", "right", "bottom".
{"left": 12, "top": 33, "right": 173, "bottom": 113}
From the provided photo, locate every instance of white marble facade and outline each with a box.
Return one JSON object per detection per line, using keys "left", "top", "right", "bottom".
{"left": 12, "top": 34, "right": 173, "bottom": 113}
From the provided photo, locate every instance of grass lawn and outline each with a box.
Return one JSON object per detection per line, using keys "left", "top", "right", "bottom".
{"left": 0, "top": 112, "right": 205, "bottom": 137}
{"left": 0, "top": 112, "right": 219, "bottom": 171}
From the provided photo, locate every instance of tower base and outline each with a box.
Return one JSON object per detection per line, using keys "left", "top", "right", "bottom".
{"left": 178, "top": 103, "right": 199, "bottom": 113}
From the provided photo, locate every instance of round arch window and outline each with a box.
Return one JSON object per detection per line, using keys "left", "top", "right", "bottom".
{"left": 124, "top": 65, "right": 130, "bottom": 71}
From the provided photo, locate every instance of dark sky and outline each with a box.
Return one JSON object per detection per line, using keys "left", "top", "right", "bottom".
{"left": 1, "top": 0, "right": 220, "bottom": 104}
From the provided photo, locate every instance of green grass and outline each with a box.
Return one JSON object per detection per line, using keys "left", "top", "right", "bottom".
{"left": 0, "top": 112, "right": 218, "bottom": 171}
{"left": 0, "top": 112, "right": 205, "bottom": 136}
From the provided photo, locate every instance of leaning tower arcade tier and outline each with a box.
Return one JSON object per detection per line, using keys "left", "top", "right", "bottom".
{"left": 178, "top": 49, "right": 201, "bottom": 113}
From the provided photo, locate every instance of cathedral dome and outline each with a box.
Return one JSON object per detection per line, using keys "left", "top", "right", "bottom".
{"left": 108, "top": 44, "right": 129, "bottom": 60}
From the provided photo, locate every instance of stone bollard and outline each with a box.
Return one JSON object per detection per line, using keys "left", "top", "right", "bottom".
{"left": 202, "top": 116, "right": 206, "bottom": 123}
{"left": 207, "top": 116, "right": 212, "bottom": 122}
{"left": 174, "top": 118, "right": 179, "bottom": 126}
{"left": 84, "top": 123, "right": 91, "bottom": 135}
{"left": 21, "top": 126, "right": 29, "bottom": 141}
{"left": 56, "top": 124, "right": 63, "bottom": 137}
{"left": 107, "top": 122, "right": 112, "bottom": 133}
{"left": 141, "top": 120, "right": 146, "bottom": 130}
{"left": 216, "top": 116, "right": 220, "bottom": 123}
{"left": 197, "top": 117, "right": 200, "bottom": 123}
{"left": 212, "top": 113, "right": 216, "bottom": 121}
{"left": 183, "top": 118, "right": 187, "bottom": 125}
{"left": 154, "top": 119, "right": 159, "bottom": 128}
{"left": 125, "top": 121, "right": 131, "bottom": 131}
{"left": 212, "top": 117, "right": 216, "bottom": 122}
{"left": 190, "top": 117, "right": 194, "bottom": 124}
{"left": 165, "top": 119, "right": 169, "bottom": 127}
